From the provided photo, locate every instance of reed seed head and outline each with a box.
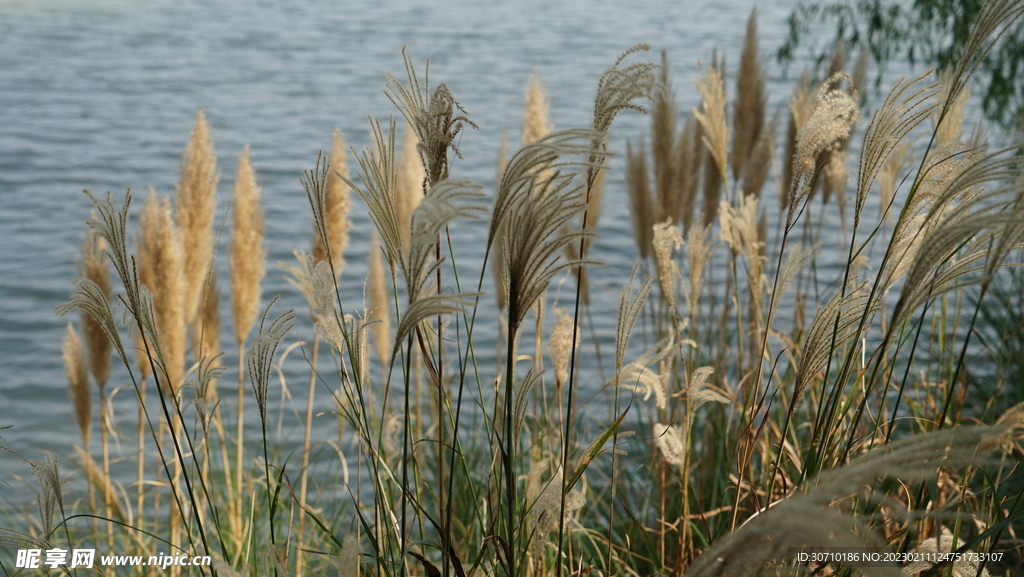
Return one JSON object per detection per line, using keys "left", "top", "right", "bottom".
{"left": 786, "top": 73, "right": 860, "bottom": 229}
{"left": 175, "top": 109, "right": 219, "bottom": 325}
{"left": 523, "top": 72, "right": 553, "bottom": 146}
{"left": 548, "top": 308, "right": 577, "bottom": 388}
{"left": 139, "top": 188, "right": 187, "bottom": 391}
{"left": 652, "top": 220, "right": 682, "bottom": 309}
{"left": 626, "top": 139, "right": 654, "bottom": 259}
{"left": 79, "top": 224, "right": 112, "bottom": 390}
{"left": 63, "top": 323, "right": 91, "bottom": 448}
{"left": 230, "top": 144, "right": 266, "bottom": 344}
{"left": 367, "top": 230, "right": 391, "bottom": 366}
{"left": 396, "top": 121, "right": 425, "bottom": 250}
{"left": 313, "top": 128, "right": 352, "bottom": 275}
{"left": 731, "top": 7, "right": 767, "bottom": 182}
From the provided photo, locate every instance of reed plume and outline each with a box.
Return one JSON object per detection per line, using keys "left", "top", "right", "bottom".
{"left": 740, "top": 108, "right": 777, "bottom": 199}
{"left": 934, "top": 68, "right": 972, "bottom": 145}
{"left": 230, "top": 144, "right": 266, "bottom": 345}
{"left": 313, "top": 128, "right": 352, "bottom": 276}
{"left": 529, "top": 470, "right": 585, "bottom": 556}
{"left": 63, "top": 323, "right": 90, "bottom": 449}
{"left": 781, "top": 71, "right": 814, "bottom": 211}
{"left": 523, "top": 72, "right": 553, "bottom": 146}
{"left": 626, "top": 139, "right": 654, "bottom": 258}
{"left": 651, "top": 50, "right": 678, "bottom": 223}
{"left": 175, "top": 110, "right": 219, "bottom": 326}
{"left": 785, "top": 73, "right": 860, "bottom": 230}
{"left": 396, "top": 122, "right": 425, "bottom": 251}
{"left": 566, "top": 164, "right": 605, "bottom": 304}
{"left": 492, "top": 130, "right": 509, "bottom": 309}
{"left": 877, "top": 141, "right": 912, "bottom": 223}
{"left": 853, "top": 70, "right": 938, "bottom": 228}
{"left": 652, "top": 220, "right": 682, "bottom": 310}
{"left": 694, "top": 59, "right": 729, "bottom": 228}
{"left": 199, "top": 273, "right": 221, "bottom": 366}
{"left": 548, "top": 308, "right": 577, "bottom": 389}
{"left": 731, "top": 7, "right": 766, "bottom": 183}
{"left": 138, "top": 188, "right": 187, "bottom": 391}
{"left": 675, "top": 114, "right": 701, "bottom": 230}
{"left": 385, "top": 48, "right": 478, "bottom": 187}
{"left": 367, "top": 230, "right": 391, "bottom": 366}
{"left": 79, "top": 226, "right": 112, "bottom": 390}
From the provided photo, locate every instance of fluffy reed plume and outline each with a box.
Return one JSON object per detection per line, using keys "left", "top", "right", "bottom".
{"left": 395, "top": 180, "right": 484, "bottom": 345}
{"left": 346, "top": 119, "right": 402, "bottom": 271}
{"left": 853, "top": 70, "right": 938, "bottom": 227}
{"left": 337, "top": 535, "right": 361, "bottom": 577}
{"left": 825, "top": 148, "right": 850, "bottom": 215}
{"left": 740, "top": 107, "right": 777, "bottom": 199}
{"left": 877, "top": 141, "right": 912, "bottom": 223}
{"left": 485, "top": 129, "right": 598, "bottom": 323}
{"left": 502, "top": 168, "right": 589, "bottom": 330}
{"left": 230, "top": 144, "right": 266, "bottom": 345}
{"left": 199, "top": 273, "right": 221, "bottom": 365}
{"left": 79, "top": 226, "right": 112, "bottom": 390}
{"left": 529, "top": 470, "right": 585, "bottom": 554}
{"left": 686, "top": 422, "right": 1012, "bottom": 577}
{"left": 492, "top": 130, "right": 509, "bottom": 309}
{"left": 566, "top": 163, "right": 605, "bottom": 304}
{"left": 614, "top": 265, "right": 653, "bottom": 373}
{"left": 63, "top": 323, "right": 91, "bottom": 448}
{"left": 683, "top": 223, "right": 715, "bottom": 314}
{"left": 584, "top": 44, "right": 656, "bottom": 197}
{"left": 781, "top": 71, "right": 814, "bottom": 211}
{"left": 793, "top": 287, "right": 876, "bottom": 403}
{"left": 31, "top": 455, "right": 65, "bottom": 538}
{"left": 548, "top": 308, "right": 577, "bottom": 388}
{"left": 934, "top": 69, "right": 972, "bottom": 145}
{"left": 652, "top": 220, "right": 682, "bottom": 309}
{"left": 785, "top": 73, "right": 860, "bottom": 230}
{"left": 523, "top": 72, "right": 553, "bottom": 146}
{"left": 626, "top": 139, "right": 654, "bottom": 258}
{"left": 367, "top": 230, "right": 391, "bottom": 365}
{"left": 313, "top": 128, "right": 352, "bottom": 275}
{"left": 720, "top": 195, "right": 767, "bottom": 306}
{"left": 396, "top": 121, "right": 425, "bottom": 250}
{"left": 651, "top": 50, "right": 678, "bottom": 223}
{"left": 248, "top": 301, "right": 294, "bottom": 428}
{"left": 675, "top": 114, "right": 701, "bottom": 230}
{"left": 731, "top": 7, "right": 767, "bottom": 183}
{"left": 653, "top": 423, "right": 685, "bottom": 469}
{"left": 138, "top": 188, "right": 186, "bottom": 391}
{"left": 385, "top": 48, "right": 478, "bottom": 187}
{"left": 175, "top": 109, "right": 219, "bottom": 325}
{"left": 619, "top": 336, "right": 674, "bottom": 411}
{"left": 694, "top": 60, "right": 729, "bottom": 227}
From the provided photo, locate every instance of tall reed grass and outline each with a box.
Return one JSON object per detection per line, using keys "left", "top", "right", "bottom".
{"left": 4, "top": 2, "right": 1024, "bottom": 576}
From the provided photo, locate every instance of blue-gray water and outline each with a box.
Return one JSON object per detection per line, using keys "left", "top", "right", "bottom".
{"left": 0, "top": 0, "right": 872, "bottom": 509}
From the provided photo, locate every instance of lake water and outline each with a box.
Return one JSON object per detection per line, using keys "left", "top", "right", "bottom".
{"left": 0, "top": 0, "right": 884, "bottom": 508}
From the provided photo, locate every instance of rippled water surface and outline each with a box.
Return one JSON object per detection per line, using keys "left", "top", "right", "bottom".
{"left": 1, "top": 0, "right": 827, "bottom": 499}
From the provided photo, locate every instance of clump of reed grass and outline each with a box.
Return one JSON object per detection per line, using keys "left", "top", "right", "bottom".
{"left": 21, "top": 4, "right": 1024, "bottom": 577}
{"left": 62, "top": 323, "right": 90, "bottom": 449}
{"left": 175, "top": 110, "right": 219, "bottom": 327}
{"left": 138, "top": 187, "right": 187, "bottom": 391}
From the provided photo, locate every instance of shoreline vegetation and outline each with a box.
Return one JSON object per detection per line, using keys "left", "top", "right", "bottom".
{"left": 4, "top": 1, "right": 1024, "bottom": 575}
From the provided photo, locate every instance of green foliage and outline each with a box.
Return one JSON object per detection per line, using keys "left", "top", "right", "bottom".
{"left": 779, "top": 0, "right": 1024, "bottom": 131}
